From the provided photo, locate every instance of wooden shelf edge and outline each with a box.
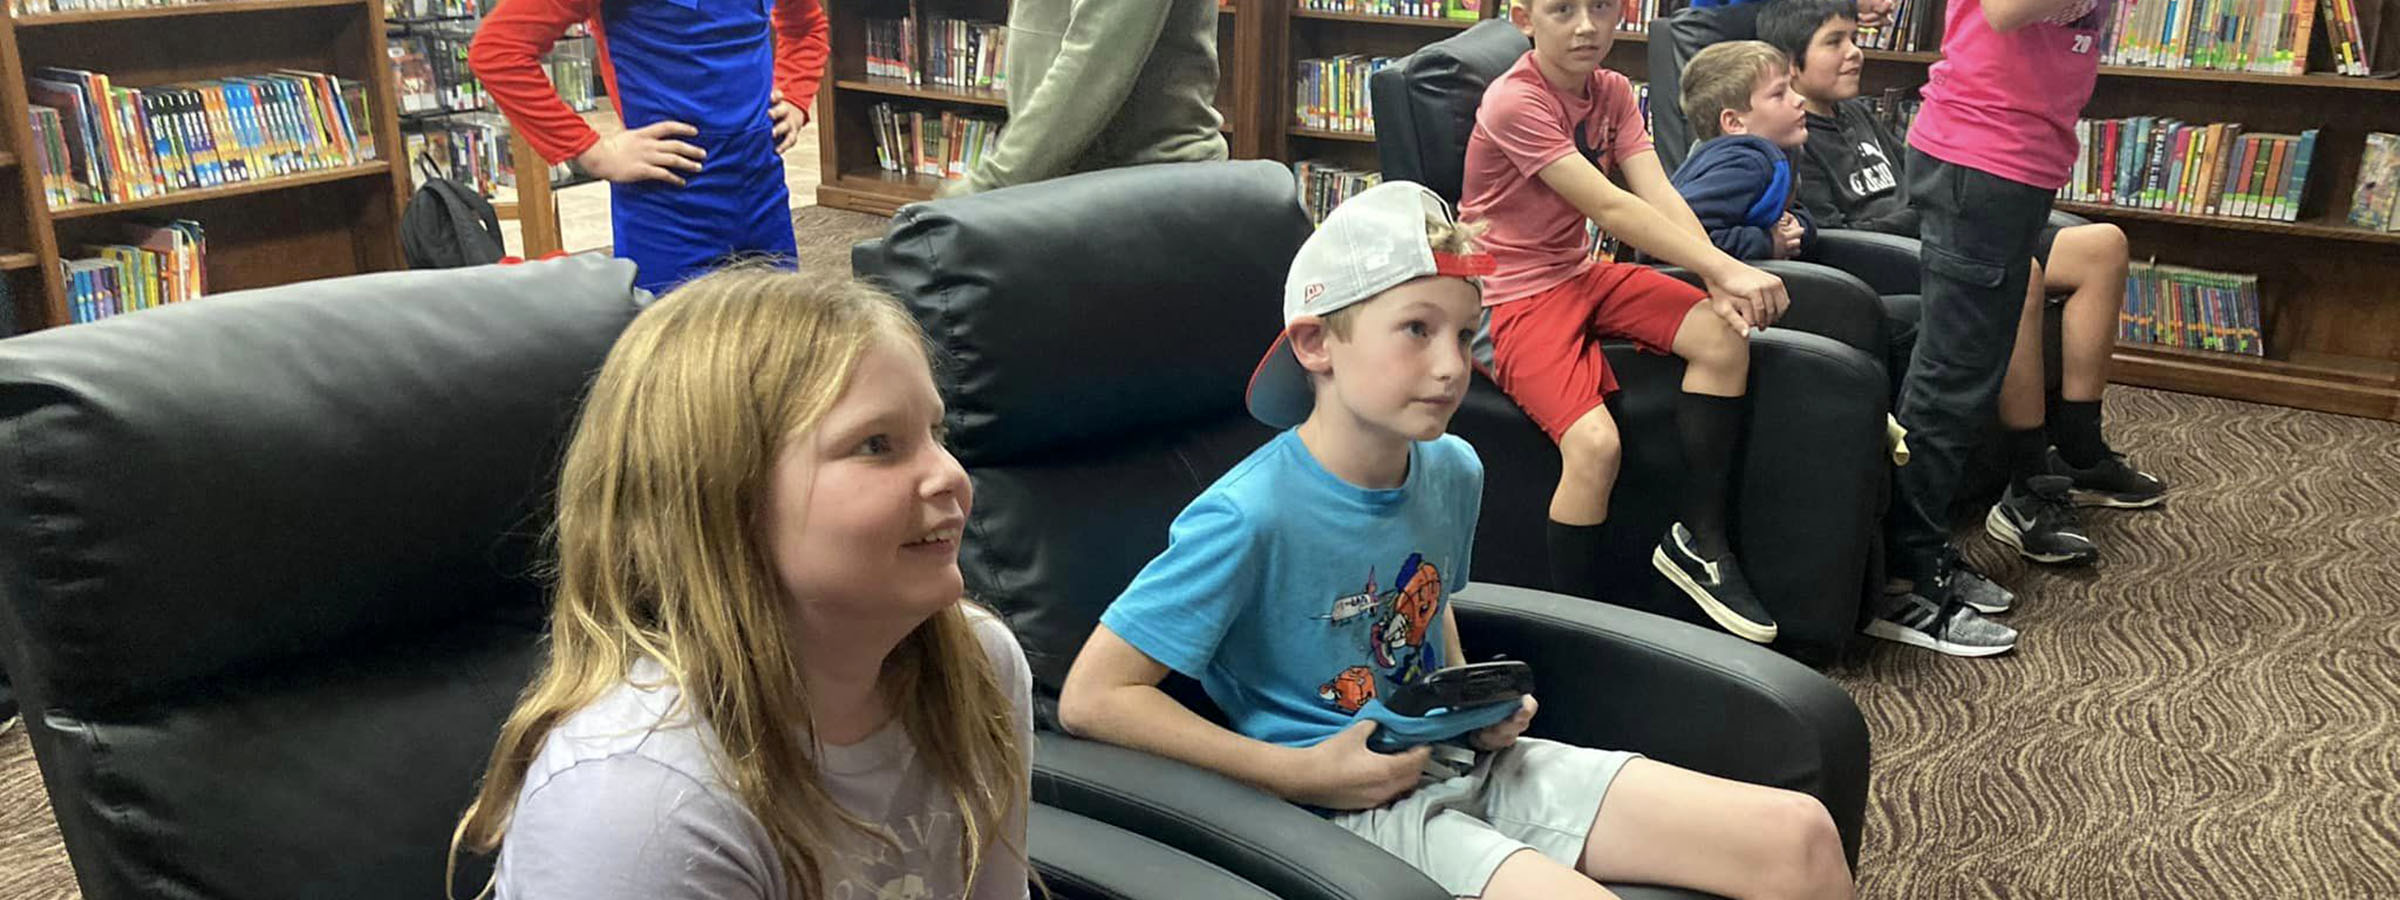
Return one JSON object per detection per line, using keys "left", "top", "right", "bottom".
{"left": 47, "top": 161, "right": 393, "bottom": 220}
{"left": 0, "top": 252, "right": 37, "bottom": 271}
{"left": 2112, "top": 347, "right": 2400, "bottom": 420}
{"left": 1290, "top": 126, "right": 1376, "bottom": 143}
{"left": 2054, "top": 201, "right": 2400, "bottom": 246}
{"left": 832, "top": 78, "right": 1009, "bottom": 109}
{"left": 0, "top": 150, "right": 18, "bottom": 169}
{"left": 16, "top": 0, "right": 363, "bottom": 26}
{"left": 1291, "top": 9, "right": 1475, "bottom": 29}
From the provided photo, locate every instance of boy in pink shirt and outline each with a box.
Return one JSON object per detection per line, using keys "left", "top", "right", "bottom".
{"left": 1463, "top": 0, "right": 1795, "bottom": 644}
{"left": 1876, "top": 0, "right": 2114, "bottom": 656}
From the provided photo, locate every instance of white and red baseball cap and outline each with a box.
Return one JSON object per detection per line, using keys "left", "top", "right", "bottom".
{"left": 1246, "top": 181, "right": 1496, "bottom": 429}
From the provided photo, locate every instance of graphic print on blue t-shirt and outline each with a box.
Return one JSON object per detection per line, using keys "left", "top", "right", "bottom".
{"left": 1097, "top": 431, "right": 1485, "bottom": 748}
{"left": 1314, "top": 552, "right": 1446, "bottom": 714}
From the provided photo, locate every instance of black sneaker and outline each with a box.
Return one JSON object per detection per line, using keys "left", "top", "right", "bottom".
{"left": 1942, "top": 546, "right": 2015, "bottom": 614}
{"left": 2047, "top": 447, "right": 2167, "bottom": 509}
{"left": 1864, "top": 588, "right": 2019, "bottom": 657}
{"left": 1986, "top": 475, "right": 2100, "bottom": 566}
{"left": 1652, "top": 523, "right": 1778, "bottom": 643}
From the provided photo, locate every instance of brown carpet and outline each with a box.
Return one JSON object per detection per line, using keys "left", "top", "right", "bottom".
{"left": 3, "top": 205, "right": 2395, "bottom": 897}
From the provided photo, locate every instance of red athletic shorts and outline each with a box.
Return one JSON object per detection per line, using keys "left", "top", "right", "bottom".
{"left": 1485, "top": 262, "right": 1704, "bottom": 441}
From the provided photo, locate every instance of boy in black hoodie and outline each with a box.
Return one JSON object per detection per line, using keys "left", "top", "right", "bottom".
{"left": 1759, "top": 0, "right": 2167, "bottom": 567}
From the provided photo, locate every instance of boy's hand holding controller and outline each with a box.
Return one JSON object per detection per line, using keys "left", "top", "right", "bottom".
{"left": 1468, "top": 695, "right": 1538, "bottom": 751}
{"left": 1280, "top": 720, "right": 1432, "bottom": 810}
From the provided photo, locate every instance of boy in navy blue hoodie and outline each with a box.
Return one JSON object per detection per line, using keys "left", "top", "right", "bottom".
{"left": 1669, "top": 40, "right": 1819, "bottom": 263}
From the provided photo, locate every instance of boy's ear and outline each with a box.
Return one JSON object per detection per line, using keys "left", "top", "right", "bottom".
{"left": 1288, "top": 317, "right": 1335, "bottom": 375}
{"left": 1509, "top": 0, "right": 1530, "bottom": 32}
{"left": 1719, "top": 107, "right": 1748, "bottom": 137}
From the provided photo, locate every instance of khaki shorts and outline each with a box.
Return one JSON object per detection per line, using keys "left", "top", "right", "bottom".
{"left": 1329, "top": 738, "right": 1638, "bottom": 897}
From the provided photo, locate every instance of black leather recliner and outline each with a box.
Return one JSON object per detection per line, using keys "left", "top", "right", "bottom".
{"left": 0, "top": 255, "right": 1279, "bottom": 900}
{"left": 852, "top": 159, "right": 1873, "bottom": 900}
{"left": 1368, "top": 20, "right": 1893, "bottom": 660}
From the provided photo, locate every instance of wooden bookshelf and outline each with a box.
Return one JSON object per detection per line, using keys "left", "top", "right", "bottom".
{"left": 1, "top": 0, "right": 408, "bottom": 332}
{"left": 1290, "top": 9, "right": 1474, "bottom": 30}
{"left": 815, "top": 0, "right": 1268, "bottom": 215}
{"left": 15, "top": 0, "right": 361, "bottom": 25}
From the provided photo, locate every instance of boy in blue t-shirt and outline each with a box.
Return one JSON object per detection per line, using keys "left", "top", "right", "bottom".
{"left": 1058, "top": 182, "right": 1850, "bottom": 899}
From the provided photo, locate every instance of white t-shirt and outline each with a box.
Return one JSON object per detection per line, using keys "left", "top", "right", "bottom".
{"left": 494, "top": 605, "right": 1035, "bottom": 900}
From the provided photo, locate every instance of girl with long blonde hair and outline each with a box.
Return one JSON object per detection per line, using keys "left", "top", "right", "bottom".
{"left": 450, "top": 267, "right": 1032, "bottom": 899}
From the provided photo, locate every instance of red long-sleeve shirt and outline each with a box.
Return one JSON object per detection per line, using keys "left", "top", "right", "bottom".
{"left": 467, "top": 0, "right": 827, "bottom": 165}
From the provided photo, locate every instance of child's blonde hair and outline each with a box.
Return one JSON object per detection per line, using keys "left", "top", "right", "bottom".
{"left": 1681, "top": 41, "right": 1792, "bottom": 142}
{"left": 1323, "top": 213, "right": 1492, "bottom": 339}
{"left": 448, "top": 266, "right": 1026, "bottom": 898}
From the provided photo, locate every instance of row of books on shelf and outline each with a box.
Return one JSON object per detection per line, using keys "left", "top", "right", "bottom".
{"left": 29, "top": 68, "right": 379, "bottom": 210}
{"left": 390, "top": 32, "right": 485, "bottom": 115}
{"left": 867, "top": 103, "right": 1003, "bottom": 181}
{"left": 2061, "top": 117, "right": 2320, "bottom": 222}
{"left": 385, "top": 0, "right": 483, "bottom": 18}
{"left": 1855, "top": 0, "right": 1937, "bottom": 51}
{"left": 2350, "top": 131, "right": 2400, "bottom": 230}
{"left": 1615, "top": 0, "right": 1658, "bottom": 32}
{"left": 61, "top": 221, "right": 208, "bottom": 326}
{"left": 863, "top": 16, "right": 1010, "bottom": 92}
{"left": 7, "top": 0, "right": 231, "bottom": 14}
{"left": 1294, "top": 55, "right": 1395, "bottom": 134}
{"left": 1295, "top": 159, "right": 1381, "bottom": 222}
{"left": 1296, "top": 0, "right": 1477, "bottom": 20}
{"left": 405, "top": 115, "right": 517, "bottom": 195}
{"left": 2120, "top": 262, "right": 2264, "bottom": 356}
{"left": 2093, "top": 0, "right": 2333, "bottom": 74}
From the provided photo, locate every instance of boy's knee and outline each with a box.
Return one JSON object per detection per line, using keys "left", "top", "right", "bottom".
{"left": 2069, "top": 223, "right": 2128, "bottom": 268}
{"left": 1684, "top": 316, "right": 1750, "bottom": 370}
{"left": 1752, "top": 790, "right": 1846, "bottom": 895}
{"left": 1558, "top": 414, "right": 1621, "bottom": 471}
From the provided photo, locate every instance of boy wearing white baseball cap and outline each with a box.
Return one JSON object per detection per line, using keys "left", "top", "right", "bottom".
{"left": 1057, "top": 181, "right": 1848, "bottom": 900}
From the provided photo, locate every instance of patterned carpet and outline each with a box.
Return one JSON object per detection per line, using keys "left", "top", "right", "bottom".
{"left": 3, "top": 205, "right": 2395, "bottom": 897}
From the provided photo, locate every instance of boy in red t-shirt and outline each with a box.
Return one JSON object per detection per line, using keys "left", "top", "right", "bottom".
{"left": 1462, "top": 0, "right": 1790, "bottom": 643}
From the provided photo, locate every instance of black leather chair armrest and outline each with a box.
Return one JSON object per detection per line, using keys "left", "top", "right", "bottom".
{"left": 2048, "top": 209, "right": 2092, "bottom": 229}
{"left": 1648, "top": 261, "right": 1885, "bottom": 359}
{"left": 1450, "top": 583, "right": 1871, "bottom": 865}
{"left": 1029, "top": 804, "right": 1277, "bottom": 900}
{"left": 1032, "top": 732, "right": 1448, "bottom": 900}
{"left": 1810, "top": 229, "right": 1923, "bottom": 297}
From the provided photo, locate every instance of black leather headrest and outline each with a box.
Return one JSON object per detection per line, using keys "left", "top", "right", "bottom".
{"left": 854, "top": 161, "right": 1314, "bottom": 466}
{"left": 1649, "top": 2, "right": 1766, "bottom": 174}
{"left": 0, "top": 256, "right": 642, "bottom": 712}
{"left": 1370, "top": 19, "right": 1532, "bottom": 206}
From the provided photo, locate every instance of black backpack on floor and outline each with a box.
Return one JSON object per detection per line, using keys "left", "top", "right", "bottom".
{"left": 401, "top": 160, "right": 506, "bottom": 269}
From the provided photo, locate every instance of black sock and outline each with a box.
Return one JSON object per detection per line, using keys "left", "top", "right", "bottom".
{"left": 2051, "top": 400, "right": 2109, "bottom": 468}
{"left": 1546, "top": 520, "right": 1610, "bottom": 600}
{"left": 1678, "top": 392, "right": 1744, "bottom": 560}
{"left": 2006, "top": 426, "right": 2050, "bottom": 490}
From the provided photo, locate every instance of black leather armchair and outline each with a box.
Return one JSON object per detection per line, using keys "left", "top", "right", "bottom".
{"left": 0, "top": 256, "right": 1274, "bottom": 900}
{"left": 852, "top": 160, "right": 1872, "bottom": 900}
{"left": 1368, "top": 21, "right": 1893, "bottom": 661}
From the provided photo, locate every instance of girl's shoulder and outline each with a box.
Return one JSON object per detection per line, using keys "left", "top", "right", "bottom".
{"left": 521, "top": 660, "right": 732, "bottom": 802}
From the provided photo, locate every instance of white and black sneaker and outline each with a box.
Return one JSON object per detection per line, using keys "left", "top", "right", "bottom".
{"left": 1987, "top": 475, "right": 2100, "bottom": 566}
{"left": 1865, "top": 588, "right": 2019, "bottom": 657}
{"left": 1652, "top": 523, "right": 1778, "bottom": 644}
{"left": 2046, "top": 447, "right": 2167, "bottom": 509}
